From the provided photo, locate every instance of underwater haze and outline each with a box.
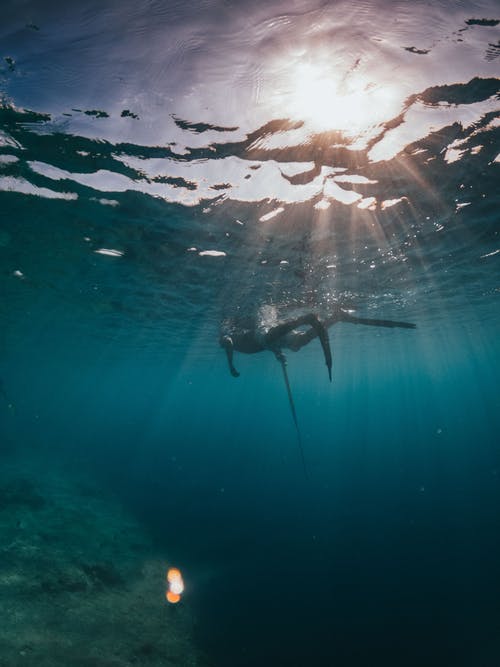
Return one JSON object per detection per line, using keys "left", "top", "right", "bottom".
{"left": 1, "top": 0, "right": 499, "bottom": 665}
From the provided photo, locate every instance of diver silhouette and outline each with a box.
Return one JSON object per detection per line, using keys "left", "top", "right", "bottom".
{"left": 220, "top": 304, "right": 416, "bottom": 477}
{"left": 220, "top": 304, "right": 416, "bottom": 380}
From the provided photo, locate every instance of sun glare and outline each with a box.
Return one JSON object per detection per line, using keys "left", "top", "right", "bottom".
{"left": 287, "top": 62, "right": 400, "bottom": 136}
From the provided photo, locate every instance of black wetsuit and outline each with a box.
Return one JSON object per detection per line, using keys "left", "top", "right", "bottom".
{"left": 220, "top": 306, "right": 416, "bottom": 380}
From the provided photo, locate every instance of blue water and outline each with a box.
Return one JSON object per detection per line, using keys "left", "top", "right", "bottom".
{"left": 1, "top": 1, "right": 499, "bottom": 665}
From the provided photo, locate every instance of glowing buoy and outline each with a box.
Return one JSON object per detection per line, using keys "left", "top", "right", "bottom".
{"left": 166, "top": 567, "right": 184, "bottom": 604}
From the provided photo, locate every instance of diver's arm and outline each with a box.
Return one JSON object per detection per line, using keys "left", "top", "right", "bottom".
{"left": 221, "top": 336, "right": 240, "bottom": 377}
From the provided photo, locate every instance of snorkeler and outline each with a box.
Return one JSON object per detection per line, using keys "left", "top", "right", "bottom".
{"left": 221, "top": 307, "right": 333, "bottom": 380}
{"left": 220, "top": 304, "right": 416, "bottom": 380}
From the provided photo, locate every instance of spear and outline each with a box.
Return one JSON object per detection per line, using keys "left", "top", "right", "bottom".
{"left": 278, "top": 356, "right": 307, "bottom": 478}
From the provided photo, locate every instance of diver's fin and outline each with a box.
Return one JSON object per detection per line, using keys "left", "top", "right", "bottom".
{"left": 339, "top": 313, "right": 416, "bottom": 329}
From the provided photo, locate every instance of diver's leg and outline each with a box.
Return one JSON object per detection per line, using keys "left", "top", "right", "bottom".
{"left": 285, "top": 327, "right": 318, "bottom": 351}
{"left": 265, "top": 314, "right": 320, "bottom": 342}
{"left": 284, "top": 308, "right": 341, "bottom": 351}
{"left": 285, "top": 309, "right": 415, "bottom": 351}
{"left": 267, "top": 314, "right": 332, "bottom": 381}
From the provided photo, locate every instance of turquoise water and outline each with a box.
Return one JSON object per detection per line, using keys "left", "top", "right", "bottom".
{"left": 1, "top": 1, "right": 499, "bottom": 665}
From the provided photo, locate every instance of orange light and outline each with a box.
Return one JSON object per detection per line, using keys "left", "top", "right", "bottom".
{"left": 166, "top": 591, "right": 181, "bottom": 604}
{"left": 167, "top": 567, "right": 182, "bottom": 583}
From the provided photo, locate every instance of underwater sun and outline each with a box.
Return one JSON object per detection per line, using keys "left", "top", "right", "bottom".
{"left": 287, "top": 61, "right": 401, "bottom": 135}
